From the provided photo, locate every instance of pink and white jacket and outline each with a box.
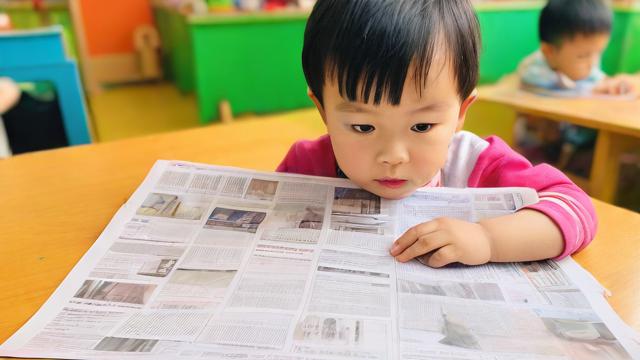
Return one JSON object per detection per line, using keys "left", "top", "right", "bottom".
{"left": 277, "top": 131, "right": 597, "bottom": 259}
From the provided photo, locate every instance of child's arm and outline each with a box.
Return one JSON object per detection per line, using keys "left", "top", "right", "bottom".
{"left": 480, "top": 209, "right": 564, "bottom": 262}
{"left": 391, "top": 134, "right": 596, "bottom": 267}
{"left": 593, "top": 74, "right": 638, "bottom": 96}
{"left": 390, "top": 209, "right": 563, "bottom": 267}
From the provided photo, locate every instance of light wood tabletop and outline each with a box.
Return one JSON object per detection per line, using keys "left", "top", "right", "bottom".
{"left": 1, "top": 109, "right": 639, "bottom": 358}
{"left": 478, "top": 74, "right": 640, "bottom": 203}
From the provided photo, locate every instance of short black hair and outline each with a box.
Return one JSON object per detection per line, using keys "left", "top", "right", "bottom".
{"left": 539, "top": 0, "right": 612, "bottom": 45}
{"left": 302, "top": 0, "right": 480, "bottom": 106}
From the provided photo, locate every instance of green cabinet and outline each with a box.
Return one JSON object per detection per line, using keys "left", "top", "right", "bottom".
{"left": 190, "top": 13, "right": 311, "bottom": 122}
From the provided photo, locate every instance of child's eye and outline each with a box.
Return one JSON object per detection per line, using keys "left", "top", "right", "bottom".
{"left": 351, "top": 124, "right": 375, "bottom": 133}
{"left": 411, "top": 123, "right": 433, "bottom": 133}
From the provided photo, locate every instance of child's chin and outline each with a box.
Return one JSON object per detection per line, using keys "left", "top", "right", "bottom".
{"left": 368, "top": 187, "right": 414, "bottom": 200}
{"left": 380, "top": 192, "right": 412, "bottom": 200}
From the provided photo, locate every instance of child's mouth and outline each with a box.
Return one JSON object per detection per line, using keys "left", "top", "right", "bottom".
{"left": 375, "top": 178, "right": 407, "bottom": 189}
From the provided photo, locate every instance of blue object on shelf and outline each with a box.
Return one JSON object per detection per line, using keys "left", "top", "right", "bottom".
{"left": 0, "top": 26, "right": 91, "bottom": 146}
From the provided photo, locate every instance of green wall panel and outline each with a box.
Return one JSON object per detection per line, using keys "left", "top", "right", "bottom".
{"left": 477, "top": 6, "right": 542, "bottom": 84}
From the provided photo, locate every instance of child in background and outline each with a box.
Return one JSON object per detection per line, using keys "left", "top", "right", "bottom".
{"left": 278, "top": 0, "right": 596, "bottom": 268}
{"left": 516, "top": 0, "right": 634, "bottom": 175}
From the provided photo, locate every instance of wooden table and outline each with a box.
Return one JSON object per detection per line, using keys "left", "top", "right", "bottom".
{"left": 1, "top": 109, "right": 639, "bottom": 358}
{"left": 478, "top": 75, "right": 640, "bottom": 203}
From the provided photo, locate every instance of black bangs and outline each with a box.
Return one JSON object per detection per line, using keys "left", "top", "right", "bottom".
{"left": 302, "top": 0, "right": 480, "bottom": 106}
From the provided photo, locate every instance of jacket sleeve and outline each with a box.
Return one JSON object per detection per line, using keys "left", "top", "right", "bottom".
{"left": 276, "top": 135, "right": 337, "bottom": 177}
{"left": 518, "top": 58, "right": 560, "bottom": 90}
{"left": 468, "top": 136, "right": 597, "bottom": 259}
{"left": 276, "top": 142, "right": 297, "bottom": 173}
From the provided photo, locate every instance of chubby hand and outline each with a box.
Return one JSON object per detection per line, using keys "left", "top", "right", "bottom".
{"left": 593, "top": 75, "right": 637, "bottom": 96}
{"left": 389, "top": 217, "right": 493, "bottom": 268}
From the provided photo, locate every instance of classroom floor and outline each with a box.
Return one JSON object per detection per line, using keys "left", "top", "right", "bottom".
{"left": 88, "top": 82, "right": 202, "bottom": 142}
{"left": 88, "top": 82, "right": 328, "bottom": 142}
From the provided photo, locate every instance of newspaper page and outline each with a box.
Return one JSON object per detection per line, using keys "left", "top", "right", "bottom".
{"left": 1, "top": 160, "right": 638, "bottom": 360}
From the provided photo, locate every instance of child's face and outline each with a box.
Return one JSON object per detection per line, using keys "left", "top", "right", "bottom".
{"left": 311, "top": 60, "right": 476, "bottom": 200}
{"left": 542, "top": 33, "right": 610, "bottom": 81}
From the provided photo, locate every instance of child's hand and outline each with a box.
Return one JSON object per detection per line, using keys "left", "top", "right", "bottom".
{"left": 593, "top": 75, "right": 637, "bottom": 96}
{"left": 389, "top": 218, "right": 493, "bottom": 268}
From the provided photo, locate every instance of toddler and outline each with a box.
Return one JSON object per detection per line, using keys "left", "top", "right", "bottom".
{"left": 278, "top": 0, "right": 596, "bottom": 268}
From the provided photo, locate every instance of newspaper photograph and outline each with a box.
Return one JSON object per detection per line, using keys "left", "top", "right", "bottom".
{"left": 0, "top": 160, "right": 638, "bottom": 360}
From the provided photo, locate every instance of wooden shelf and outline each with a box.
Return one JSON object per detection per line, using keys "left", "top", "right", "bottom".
{"left": 189, "top": 9, "right": 310, "bottom": 25}
{"left": 472, "top": 0, "right": 640, "bottom": 12}
{"left": 472, "top": 0, "right": 545, "bottom": 11}
{"left": 0, "top": 0, "right": 68, "bottom": 11}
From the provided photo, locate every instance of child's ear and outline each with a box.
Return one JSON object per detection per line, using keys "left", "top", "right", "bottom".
{"left": 308, "top": 88, "right": 327, "bottom": 125}
{"left": 540, "top": 42, "right": 556, "bottom": 60}
{"left": 456, "top": 89, "right": 478, "bottom": 131}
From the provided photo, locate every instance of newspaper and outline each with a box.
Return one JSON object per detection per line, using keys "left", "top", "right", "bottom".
{"left": 1, "top": 160, "right": 638, "bottom": 360}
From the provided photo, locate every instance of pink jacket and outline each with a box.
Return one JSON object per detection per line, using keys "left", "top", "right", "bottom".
{"left": 277, "top": 132, "right": 597, "bottom": 259}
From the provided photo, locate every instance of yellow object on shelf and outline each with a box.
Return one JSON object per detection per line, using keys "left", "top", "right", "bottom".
{"left": 207, "top": 0, "right": 234, "bottom": 12}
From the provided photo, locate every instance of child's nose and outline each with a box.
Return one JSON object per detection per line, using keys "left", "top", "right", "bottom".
{"left": 376, "top": 141, "right": 409, "bottom": 165}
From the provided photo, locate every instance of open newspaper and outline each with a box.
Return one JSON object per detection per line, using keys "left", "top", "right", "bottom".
{"left": 1, "top": 160, "right": 638, "bottom": 360}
